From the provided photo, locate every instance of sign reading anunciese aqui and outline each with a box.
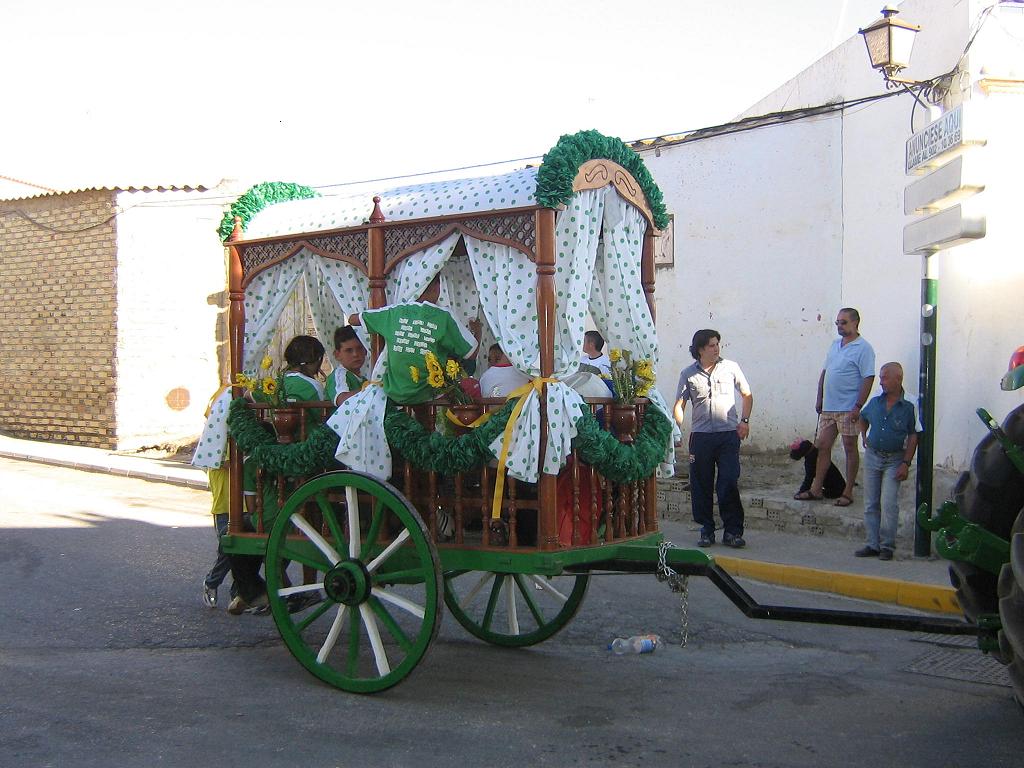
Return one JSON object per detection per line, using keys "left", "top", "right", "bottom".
{"left": 906, "top": 105, "right": 963, "bottom": 174}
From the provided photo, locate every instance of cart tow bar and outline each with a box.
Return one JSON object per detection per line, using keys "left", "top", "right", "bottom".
{"left": 574, "top": 542, "right": 978, "bottom": 637}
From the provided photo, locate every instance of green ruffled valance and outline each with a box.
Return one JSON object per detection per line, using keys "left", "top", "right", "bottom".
{"left": 574, "top": 404, "right": 672, "bottom": 484}
{"left": 535, "top": 130, "right": 669, "bottom": 230}
{"left": 218, "top": 181, "right": 320, "bottom": 242}
{"left": 226, "top": 397, "right": 670, "bottom": 485}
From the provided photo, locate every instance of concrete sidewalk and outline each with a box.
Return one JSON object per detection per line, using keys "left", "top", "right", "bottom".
{"left": 0, "top": 432, "right": 960, "bottom": 616}
{"left": 0, "top": 433, "right": 207, "bottom": 490}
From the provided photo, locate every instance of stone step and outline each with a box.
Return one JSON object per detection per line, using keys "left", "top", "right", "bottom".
{"left": 656, "top": 460, "right": 960, "bottom": 553}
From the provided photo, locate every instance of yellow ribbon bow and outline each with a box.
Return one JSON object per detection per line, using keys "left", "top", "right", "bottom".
{"left": 491, "top": 377, "right": 558, "bottom": 520}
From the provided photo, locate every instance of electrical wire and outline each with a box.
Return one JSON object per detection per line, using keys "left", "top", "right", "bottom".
{"left": 2, "top": 3, "right": 1014, "bottom": 233}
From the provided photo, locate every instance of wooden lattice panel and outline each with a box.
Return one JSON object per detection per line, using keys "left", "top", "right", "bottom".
{"left": 241, "top": 240, "right": 299, "bottom": 278}
{"left": 383, "top": 221, "right": 453, "bottom": 262}
{"left": 462, "top": 212, "right": 536, "bottom": 259}
{"left": 306, "top": 231, "right": 369, "bottom": 265}
{"left": 384, "top": 212, "right": 537, "bottom": 263}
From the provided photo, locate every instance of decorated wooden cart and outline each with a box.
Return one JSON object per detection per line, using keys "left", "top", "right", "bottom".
{"left": 207, "top": 131, "right": 973, "bottom": 694}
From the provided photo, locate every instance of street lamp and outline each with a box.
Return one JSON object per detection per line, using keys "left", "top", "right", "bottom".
{"left": 859, "top": 5, "right": 920, "bottom": 82}
{"left": 859, "top": 5, "right": 951, "bottom": 107}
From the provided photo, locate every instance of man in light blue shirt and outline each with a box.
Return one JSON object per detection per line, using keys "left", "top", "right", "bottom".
{"left": 796, "top": 308, "right": 875, "bottom": 506}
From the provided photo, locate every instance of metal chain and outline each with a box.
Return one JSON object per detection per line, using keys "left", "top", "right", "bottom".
{"left": 657, "top": 541, "right": 690, "bottom": 647}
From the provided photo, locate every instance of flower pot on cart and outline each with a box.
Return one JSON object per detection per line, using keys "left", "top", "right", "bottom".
{"left": 610, "top": 402, "right": 638, "bottom": 444}
{"left": 271, "top": 407, "right": 301, "bottom": 444}
{"left": 448, "top": 404, "right": 484, "bottom": 436}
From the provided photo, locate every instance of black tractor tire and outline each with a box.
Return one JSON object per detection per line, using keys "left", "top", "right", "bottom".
{"left": 947, "top": 404, "right": 1024, "bottom": 637}
{"left": 997, "top": 509, "right": 1024, "bottom": 705}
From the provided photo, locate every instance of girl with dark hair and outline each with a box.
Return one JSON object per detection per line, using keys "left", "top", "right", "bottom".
{"left": 252, "top": 335, "right": 327, "bottom": 434}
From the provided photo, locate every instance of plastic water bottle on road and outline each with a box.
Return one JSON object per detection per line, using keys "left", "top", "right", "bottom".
{"left": 608, "top": 634, "right": 661, "bottom": 654}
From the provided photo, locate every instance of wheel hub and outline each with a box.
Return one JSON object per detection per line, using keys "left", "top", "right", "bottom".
{"left": 324, "top": 559, "right": 371, "bottom": 606}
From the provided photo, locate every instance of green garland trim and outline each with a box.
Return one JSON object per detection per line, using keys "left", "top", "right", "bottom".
{"left": 383, "top": 401, "right": 513, "bottom": 474}
{"left": 226, "top": 396, "right": 669, "bottom": 485}
{"left": 218, "top": 181, "right": 320, "bottom": 242}
{"left": 227, "top": 398, "right": 338, "bottom": 476}
{"left": 573, "top": 405, "right": 672, "bottom": 484}
{"left": 535, "top": 130, "right": 670, "bottom": 230}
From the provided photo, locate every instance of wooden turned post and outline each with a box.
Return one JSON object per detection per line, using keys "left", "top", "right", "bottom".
{"left": 571, "top": 453, "right": 580, "bottom": 546}
{"left": 535, "top": 208, "right": 558, "bottom": 549}
{"left": 227, "top": 216, "right": 246, "bottom": 535}
{"left": 642, "top": 228, "right": 656, "bottom": 322}
{"left": 368, "top": 198, "right": 386, "bottom": 362}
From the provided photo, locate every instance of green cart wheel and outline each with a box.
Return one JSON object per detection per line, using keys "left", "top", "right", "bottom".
{"left": 265, "top": 471, "right": 442, "bottom": 693}
{"left": 443, "top": 570, "right": 589, "bottom": 647}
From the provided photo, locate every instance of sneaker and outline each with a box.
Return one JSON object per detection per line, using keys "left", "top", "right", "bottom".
{"left": 723, "top": 533, "right": 746, "bottom": 549}
{"left": 697, "top": 531, "right": 715, "bottom": 547}
{"left": 202, "top": 584, "right": 217, "bottom": 608}
{"left": 228, "top": 592, "right": 268, "bottom": 615}
{"left": 854, "top": 546, "right": 880, "bottom": 558}
{"left": 227, "top": 595, "right": 248, "bottom": 615}
{"left": 435, "top": 508, "right": 455, "bottom": 540}
{"left": 878, "top": 548, "right": 894, "bottom": 561}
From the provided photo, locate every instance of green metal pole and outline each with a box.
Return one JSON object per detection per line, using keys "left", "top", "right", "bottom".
{"left": 915, "top": 252, "right": 938, "bottom": 557}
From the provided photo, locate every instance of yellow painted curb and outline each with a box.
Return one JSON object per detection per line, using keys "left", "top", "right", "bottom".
{"left": 713, "top": 555, "right": 961, "bottom": 616}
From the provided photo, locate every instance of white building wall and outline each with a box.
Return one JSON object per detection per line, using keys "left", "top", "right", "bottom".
{"left": 646, "top": 117, "right": 843, "bottom": 450}
{"left": 645, "top": 0, "right": 1024, "bottom": 471}
{"left": 934, "top": 90, "right": 1024, "bottom": 468}
{"left": 114, "top": 188, "right": 229, "bottom": 450}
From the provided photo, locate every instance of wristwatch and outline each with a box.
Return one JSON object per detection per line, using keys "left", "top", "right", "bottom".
{"left": 741, "top": 418, "right": 750, "bottom": 424}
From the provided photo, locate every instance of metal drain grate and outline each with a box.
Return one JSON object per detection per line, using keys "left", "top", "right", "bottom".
{"left": 905, "top": 647, "right": 1011, "bottom": 687}
{"left": 910, "top": 632, "right": 977, "bottom": 649}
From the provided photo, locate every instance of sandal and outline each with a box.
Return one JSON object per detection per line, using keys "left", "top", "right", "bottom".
{"left": 793, "top": 490, "right": 823, "bottom": 501}
{"left": 834, "top": 495, "right": 854, "bottom": 507}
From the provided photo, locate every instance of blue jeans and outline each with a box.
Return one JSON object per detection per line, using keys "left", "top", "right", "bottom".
{"left": 863, "top": 447, "right": 903, "bottom": 551}
{"left": 689, "top": 430, "right": 744, "bottom": 537}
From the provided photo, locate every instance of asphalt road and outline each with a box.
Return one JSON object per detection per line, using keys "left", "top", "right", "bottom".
{"left": 1, "top": 456, "right": 1021, "bottom": 768}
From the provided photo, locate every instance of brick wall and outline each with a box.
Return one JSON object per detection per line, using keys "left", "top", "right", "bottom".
{"left": 0, "top": 190, "right": 119, "bottom": 447}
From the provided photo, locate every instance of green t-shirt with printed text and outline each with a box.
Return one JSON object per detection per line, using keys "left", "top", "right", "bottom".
{"left": 362, "top": 302, "right": 475, "bottom": 404}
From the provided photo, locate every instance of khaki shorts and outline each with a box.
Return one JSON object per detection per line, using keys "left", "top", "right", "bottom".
{"left": 818, "top": 410, "right": 859, "bottom": 438}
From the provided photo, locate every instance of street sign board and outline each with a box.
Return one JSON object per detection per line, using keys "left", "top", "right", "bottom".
{"left": 903, "top": 201, "right": 986, "bottom": 255}
{"left": 905, "top": 105, "right": 985, "bottom": 174}
{"left": 904, "top": 154, "right": 986, "bottom": 214}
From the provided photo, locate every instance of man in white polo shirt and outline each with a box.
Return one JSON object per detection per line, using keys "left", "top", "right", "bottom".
{"left": 674, "top": 329, "right": 753, "bottom": 548}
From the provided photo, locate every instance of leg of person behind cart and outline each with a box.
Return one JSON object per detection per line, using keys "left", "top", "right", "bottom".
{"left": 202, "top": 466, "right": 237, "bottom": 607}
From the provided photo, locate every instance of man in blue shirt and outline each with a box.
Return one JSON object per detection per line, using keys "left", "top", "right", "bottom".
{"left": 856, "top": 362, "right": 918, "bottom": 560}
{"left": 796, "top": 308, "right": 875, "bottom": 506}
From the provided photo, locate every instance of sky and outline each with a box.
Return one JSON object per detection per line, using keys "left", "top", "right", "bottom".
{"left": 2, "top": 0, "right": 886, "bottom": 191}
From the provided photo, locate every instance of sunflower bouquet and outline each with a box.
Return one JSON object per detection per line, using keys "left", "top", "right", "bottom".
{"left": 235, "top": 352, "right": 286, "bottom": 406}
{"left": 607, "top": 348, "right": 656, "bottom": 404}
{"left": 415, "top": 350, "right": 476, "bottom": 404}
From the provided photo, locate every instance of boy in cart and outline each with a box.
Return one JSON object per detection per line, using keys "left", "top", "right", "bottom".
{"left": 325, "top": 325, "right": 368, "bottom": 406}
